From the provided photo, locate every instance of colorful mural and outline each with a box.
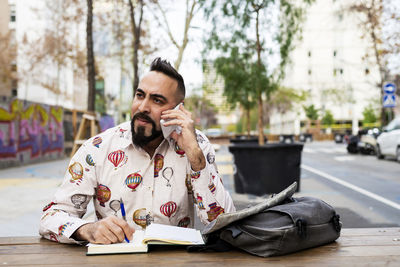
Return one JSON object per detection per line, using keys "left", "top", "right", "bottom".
{"left": 0, "top": 99, "right": 64, "bottom": 165}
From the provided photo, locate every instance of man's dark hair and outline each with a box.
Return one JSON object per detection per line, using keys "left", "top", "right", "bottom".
{"left": 150, "top": 57, "right": 185, "bottom": 99}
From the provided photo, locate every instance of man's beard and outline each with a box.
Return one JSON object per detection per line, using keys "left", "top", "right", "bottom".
{"left": 131, "top": 112, "right": 162, "bottom": 147}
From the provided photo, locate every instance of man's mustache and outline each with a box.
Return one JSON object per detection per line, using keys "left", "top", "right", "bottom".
{"left": 133, "top": 112, "right": 155, "bottom": 124}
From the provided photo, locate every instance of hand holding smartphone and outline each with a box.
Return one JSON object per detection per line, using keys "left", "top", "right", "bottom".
{"left": 160, "top": 104, "right": 183, "bottom": 138}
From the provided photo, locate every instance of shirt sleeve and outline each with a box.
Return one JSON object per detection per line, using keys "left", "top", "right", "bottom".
{"left": 189, "top": 131, "right": 236, "bottom": 225}
{"left": 39, "top": 142, "right": 98, "bottom": 244}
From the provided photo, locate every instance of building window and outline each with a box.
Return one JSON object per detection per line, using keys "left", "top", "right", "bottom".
{"left": 333, "top": 50, "right": 337, "bottom": 57}
{"left": 308, "top": 51, "right": 311, "bottom": 57}
{"left": 308, "top": 69, "right": 312, "bottom": 75}
{"left": 365, "top": 68, "right": 370, "bottom": 75}
{"left": 333, "top": 69, "right": 337, "bottom": 77}
{"left": 340, "top": 68, "right": 343, "bottom": 75}
{"left": 11, "top": 63, "right": 17, "bottom": 72}
{"left": 10, "top": 4, "right": 16, "bottom": 22}
{"left": 11, "top": 79, "right": 18, "bottom": 97}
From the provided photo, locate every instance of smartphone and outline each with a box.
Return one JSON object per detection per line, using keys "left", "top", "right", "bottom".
{"left": 160, "top": 104, "right": 183, "bottom": 138}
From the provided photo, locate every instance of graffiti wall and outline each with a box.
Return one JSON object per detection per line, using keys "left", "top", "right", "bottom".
{"left": 0, "top": 98, "right": 64, "bottom": 168}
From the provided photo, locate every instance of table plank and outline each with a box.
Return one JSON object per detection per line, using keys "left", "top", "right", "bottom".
{"left": 1, "top": 228, "right": 399, "bottom": 266}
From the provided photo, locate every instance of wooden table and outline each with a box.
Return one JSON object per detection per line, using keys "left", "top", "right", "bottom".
{"left": 1, "top": 228, "right": 399, "bottom": 266}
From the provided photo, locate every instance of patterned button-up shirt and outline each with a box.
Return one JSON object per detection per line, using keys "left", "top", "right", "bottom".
{"left": 39, "top": 121, "right": 235, "bottom": 244}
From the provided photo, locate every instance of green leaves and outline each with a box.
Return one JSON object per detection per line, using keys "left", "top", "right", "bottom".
{"left": 321, "top": 110, "right": 335, "bottom": 126}
{"left": 303, "top": 104, "right": 319, "bottom": 121}
{"left": 203, "top": 0, "right": 313, "bottom": 140}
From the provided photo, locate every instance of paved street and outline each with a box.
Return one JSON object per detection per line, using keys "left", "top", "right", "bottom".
{"left": 300, "top": 141, "right": 400, "bottom": 228}
{"left": 0, "top": 141, "right": 399, "bottom": 237}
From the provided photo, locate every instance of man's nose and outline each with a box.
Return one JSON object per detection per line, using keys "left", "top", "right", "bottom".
{"left": 138, "top": 98, "right": 150, "bottom": 113}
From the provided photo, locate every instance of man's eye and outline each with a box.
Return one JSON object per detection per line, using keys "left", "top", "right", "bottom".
{"left": 154, "top": 98, "right": 162, "bottom": 104}
{"left": 136, "top": 92, "right": 144, "bottom": 98}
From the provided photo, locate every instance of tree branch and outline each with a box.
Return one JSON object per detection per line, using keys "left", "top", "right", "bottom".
{"left": 156, "top": 2, "right": 180, "bottom": 49}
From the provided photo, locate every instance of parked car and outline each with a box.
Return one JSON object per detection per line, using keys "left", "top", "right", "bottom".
{"left": 357, "top": 129, "right": 379, "bottom": 155}
{"left": 347, "top": 128, "right": 380, "bottom": 155}
{"left": 204, "top": 128, "right": 223, "bottom": 138}
{"left": 376, "top": 118, "right": 400, "bottom": 162}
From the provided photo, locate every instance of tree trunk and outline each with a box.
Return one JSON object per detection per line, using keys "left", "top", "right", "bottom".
{"left": 367, "top": 1, "right": 387, "bottom": 125}
{"left": 246, "top": 108, "right": 251, "bottom": 137}
{"left": 128, "top": 0, "right": 143, "bottom": 93}
{"left": 257, "top": 95, "right": 264, "bottom": 145}
{"left": 174, "top": 0, "right": 196, "bottom": 70}
{"left": 255, "top": 8, "right": 265, "bottom": 145}
{"left": 86, "top": 0, "right": 95, "bottom": 112}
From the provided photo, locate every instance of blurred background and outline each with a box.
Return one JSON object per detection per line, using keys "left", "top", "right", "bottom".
{"left": 0, "top": 0, "right": 399, "bottom": 236}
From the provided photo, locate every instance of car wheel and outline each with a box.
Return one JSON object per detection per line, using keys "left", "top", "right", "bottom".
{"left": 376, "top": 145, "right": 384, "bottom": 159}
{"left": 396, "top": 147, "right": 400, "bottom": 163}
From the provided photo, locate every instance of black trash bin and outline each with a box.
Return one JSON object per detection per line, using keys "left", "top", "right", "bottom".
{"left": 229, "top": 143, "right": 303, "bottom": 196}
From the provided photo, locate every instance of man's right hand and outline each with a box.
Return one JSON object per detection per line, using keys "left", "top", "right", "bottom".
{"left": 73, "top": 216, "right": 135, "bottom": 244}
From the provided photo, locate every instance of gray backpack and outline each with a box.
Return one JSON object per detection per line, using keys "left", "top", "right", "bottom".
{"left": 197, "top": 182, "right": 341, "bottom": 257}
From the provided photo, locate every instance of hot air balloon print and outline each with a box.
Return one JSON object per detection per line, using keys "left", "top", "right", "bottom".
{"left": 208, "top": 182, "right": 216, "bottom": 193}
{"left": 196, "top": 133, "right": 205, "bottom": 144}
{"left": 49, "top": 233, "right": 59, "bottom": 242}
{"left": 58, "top": 222, "right": 72, "bottom": 236}
{"left": 154, "top": 154, "right": 164, "bottom": 178}
{"left": 162, "top": 167, "right": 174, "bottom": 187}
{"left": 133, "top": 208, "right": 148, "bottom": 229}
{"left": 125, "top": 173, "right": 142, "bottom": 191}
{"left": 118, "top": 128, "right": 127, "bottom": 137}
{"left": 178, "top": 217, "right": 190, "bottom": 228}
{"left": 92, "top": 136, "right": 102, "bottom": 148}
{"left": 174, "top": 143, "right": 185, "bottom": 157}
{"left": 68, "top": 162, "right": 83, "bottom": 184}
{"left": 196, "top": 193, "right": 205, "bottom": 210}
{"left": 185, "top": 174, "right": 193, "bottom": 194}
{"left": 85, "top": 154, "right": 95, "bottom": 166}
{"left": 109, "top": 199, "right": 121, "bottom": 215}
{"left": 160, "top": 201, "right": 177, "bottom": 218}
{"left": 71, "top": 194, "right": 87, "bottom": 209}
{"left": 108, "top": 150, "right": 126, "bottom": 169}
{"left": 207, "top": 202, "right": 224, "bottom": 222}
{"left": 96, "top": 184, "right": 111, "bottom": 207}
{"left": 191, "top": 171, "right": 200, "bottom": 179}
{"left": 43, "top": 201, "right": 56, "bottom": 212}
{"left": 207, "top": 152, "right": 215, "bottom": 164}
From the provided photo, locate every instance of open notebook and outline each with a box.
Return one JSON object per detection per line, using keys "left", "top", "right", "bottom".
{"left": 86, "top": 223, "right": 205, "bottom": 255}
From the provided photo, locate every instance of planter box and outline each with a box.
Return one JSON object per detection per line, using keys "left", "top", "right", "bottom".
{"left": 230, "top": 136, "right": 267, "bottom": 145}
{"left": 229, "top": 143, "right": 303, "bottom": 196}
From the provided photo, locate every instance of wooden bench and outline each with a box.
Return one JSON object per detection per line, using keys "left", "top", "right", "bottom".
{"left": 1, "top": 228, "right": 399, "bottom": 266}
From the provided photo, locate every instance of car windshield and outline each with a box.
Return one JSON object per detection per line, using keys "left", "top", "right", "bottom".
{"left": 385, "top": 118, "right": 400, "bottom": 131}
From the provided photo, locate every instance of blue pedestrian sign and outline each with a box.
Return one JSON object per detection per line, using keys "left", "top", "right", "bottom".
{"left": 383, "top": 82, "right": 397, "bottom": 108}
{"left": 383, "top": 94, "right": 396, "bottom": 108}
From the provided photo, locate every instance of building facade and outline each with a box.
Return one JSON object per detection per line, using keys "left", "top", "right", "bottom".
{"left": 0, "top": 0, "right": 133, "bottom": 120}
{"left": 269, "top": 0, "right": 381, "bottom": 135}
{"left": 202, "top": 61, "right": 239, "bottom": 132}
{"left": 0, "top": 0, "right": 17, "bottom": 98}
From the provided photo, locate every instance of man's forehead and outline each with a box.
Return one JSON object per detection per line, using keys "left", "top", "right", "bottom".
{"left": 141, "top": 71, "right": 177, "bottom": 84}
{"left": 138, "top": 71, "right": 178, "bottom": 94}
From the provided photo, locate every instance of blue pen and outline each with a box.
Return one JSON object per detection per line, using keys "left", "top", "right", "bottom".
{"left": 120, "top": 198, "right": 130, "bottom": 243}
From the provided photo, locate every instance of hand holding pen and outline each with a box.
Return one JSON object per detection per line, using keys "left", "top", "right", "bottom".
{"left": 120, "top": 198, "right": 130, "bottom": 243}
{"left": 72, "top": 213, "right": 134, "bottom": 244}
